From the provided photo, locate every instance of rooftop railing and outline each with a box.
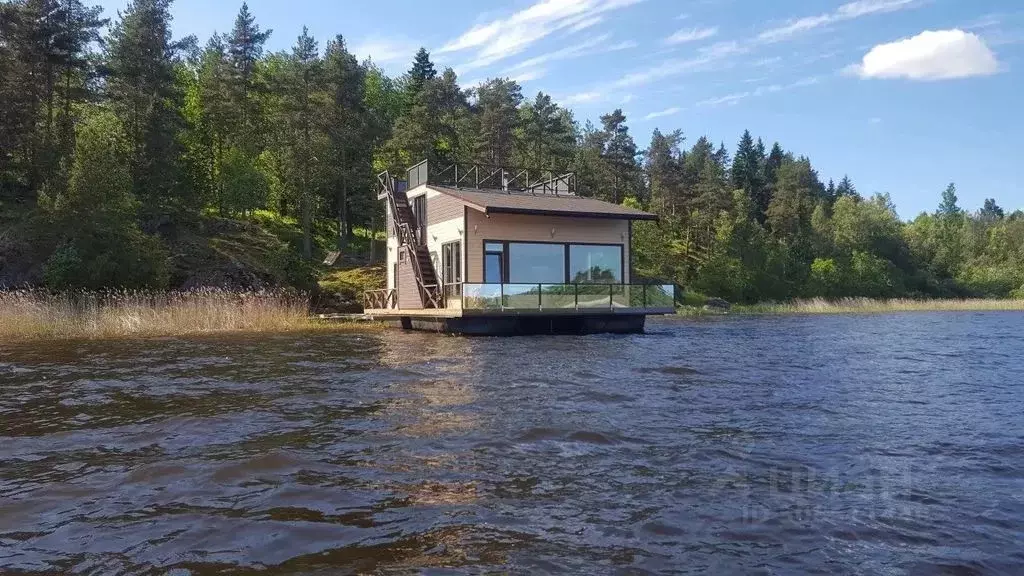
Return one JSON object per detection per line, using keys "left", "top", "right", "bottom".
{"left": 407, "top": 160, "right": 576, "bottom": 195}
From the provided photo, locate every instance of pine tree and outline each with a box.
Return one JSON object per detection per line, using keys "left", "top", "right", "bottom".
{"left": 105, "top": 0, "right": 194, "bottom": 216}
{"left": 516, "top": 92, "right": 576, "bottom": 170}
{"left": 323, "top": 35, "right": 368, "bottom": 249}
{"left": 598, "top": 109, "right": 641, "bottom": 204}
{"left": 980, "top": 198, "right": 1004, "bottom": 221}
{"left": 227, "top": 2, "right": 271, "bottom": 143}
{"left": 645, "top": 129, "right": 684, "bottom": 217}
{"left": 0, "top": 0, "right": 105, "bottom": 197}
{"left": 474, "top": 78, "right": 522, "bottom": 167}
{"left": 275, "top": 27, "right": 326, "bottom": 259}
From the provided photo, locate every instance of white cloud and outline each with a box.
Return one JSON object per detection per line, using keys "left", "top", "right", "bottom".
{"left": 440, "top": 0, "right": 644, "bottom": 71}
{"left": 698, "top": 92, "right": 749, "bottom": 107}
{"left": 504, "top": 33, "right": 634, "bottom": 72}
{"left": 697, "top": 75, "right": 820, "bottom": 107}
{"left": 611, "top": 54, "right": 718, "bottom": 89}
{"left": 511, "top": 68, "right": 547, "bottom": 83}
{"left": 350, "top": 38, "right": 419, "bottom": 64}
{"left": 664, "top": 26, "right": 719, "bottom": 45}
{"left": 850, "top": 29, "right": 1000, "bottom": 80}
{"left": 569, "top": 16, "right": 603, "bottom": 32}
{"left": 643, "top": 106, "right": 683, "bottom": 120}
{"left": 563, "top": 91, "right": 604, "bottom": 104}
{"left": 869, "top": 117, "right": 883, "bottom": 124}
{"left": 758, "top": 0, "right": 917, "bottom": 44}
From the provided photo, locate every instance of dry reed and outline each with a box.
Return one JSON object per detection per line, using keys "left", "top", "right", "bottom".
{"left": 734, "top": 297, "right": 1024, "bottom": 315}
{"left": 0, "top": 289, "right": 354, "bottom": 341}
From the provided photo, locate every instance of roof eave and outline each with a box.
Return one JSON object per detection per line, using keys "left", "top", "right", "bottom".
{"left": 485, "top": 207, "right": 659, "bottom": 221}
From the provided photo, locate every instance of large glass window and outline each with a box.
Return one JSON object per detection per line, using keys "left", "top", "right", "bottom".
{"left": 508, "top": 243, "right": 565, "bottom": 284}
{"left": 570, "top": 244, "right": 623, "bottom": 284}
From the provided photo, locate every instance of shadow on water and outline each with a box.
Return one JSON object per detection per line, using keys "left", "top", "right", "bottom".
{"left": 2, "top": 313, "right": 1024, "bottom": 574}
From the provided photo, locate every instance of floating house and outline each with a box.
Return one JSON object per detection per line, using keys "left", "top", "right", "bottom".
{"left": 364, "top": 160, "right": 674, "bottom": 335}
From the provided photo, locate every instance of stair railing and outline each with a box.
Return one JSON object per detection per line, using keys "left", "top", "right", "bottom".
{"left": 379, "top": 170, "right": 444, "bottom": 309}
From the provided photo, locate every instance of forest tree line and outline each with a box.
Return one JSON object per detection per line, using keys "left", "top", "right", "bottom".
{"left": 1, "top": 0, "right": 1022, "bottom": 300}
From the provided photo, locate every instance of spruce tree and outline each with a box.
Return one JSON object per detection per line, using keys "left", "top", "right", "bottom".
{"left": 227, "top": 2, "right": 271, "bottom": 142}
{"left": 105, "top": 0, "right": 194, "bottom": 216}
{"left": 405, "top": 47, "right": 437, "bottom": 102}
{"left": 835, "top": 175, "right": 857, "bottom": 200}
{"left": 284, "top": 26, "right": 322, "bottom": 260}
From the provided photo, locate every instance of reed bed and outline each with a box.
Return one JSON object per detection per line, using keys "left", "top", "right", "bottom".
{"left": 734, "top": 297, "right": 1024, "bottom": 315}
{"left": 0, "top": 289, "right": 355, "bottom": 341}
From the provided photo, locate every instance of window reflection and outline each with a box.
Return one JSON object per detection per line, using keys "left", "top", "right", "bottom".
{"left": 508, "top": 243, "right": 564, "bottom": 284}
{"left": 570, "top": 245, "right": 622, "bottom": 284}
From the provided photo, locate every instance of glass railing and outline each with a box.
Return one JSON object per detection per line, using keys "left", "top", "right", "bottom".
{"left": 453, "top": 284, "right": 675, "bottom": 311}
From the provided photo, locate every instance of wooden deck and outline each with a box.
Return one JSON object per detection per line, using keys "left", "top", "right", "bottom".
{"left": 363, "top": 306, "right": 675, "bottom": 319}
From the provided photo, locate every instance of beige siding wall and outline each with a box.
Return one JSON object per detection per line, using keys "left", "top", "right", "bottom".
{"left": 397, "top": 251, "right": 422, "bottom": 309}
{"left": 392, "top": 187, "right": 467, "bottom": 306}
{"left": 464, "top": 210, "right": 631, "bottom": 283}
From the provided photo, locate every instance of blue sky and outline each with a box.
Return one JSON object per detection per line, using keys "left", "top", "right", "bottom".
{"left": 98, "top": 0, "right": 1024, "bottom": 218}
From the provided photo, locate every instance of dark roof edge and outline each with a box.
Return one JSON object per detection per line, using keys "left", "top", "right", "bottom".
{"left": 485, "top": 206, "right": 659, "bottom": 221}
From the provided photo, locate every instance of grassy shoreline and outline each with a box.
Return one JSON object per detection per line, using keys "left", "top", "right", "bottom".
{"left": 0, "top": 289, "right": 377, "bottom": 343}
{"left": 679, "top": 297, "right": 1024, "bottom": 316}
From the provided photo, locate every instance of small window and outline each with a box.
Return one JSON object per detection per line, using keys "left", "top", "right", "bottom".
{"left": 442, "top": 241, "right": 462, "bottom": 285}
{"left": 484, "top": 242, "right": 504, "bottom": 284}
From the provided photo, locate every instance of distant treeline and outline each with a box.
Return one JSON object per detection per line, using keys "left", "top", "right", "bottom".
{"left": 1, "top": 0, "right": 1021, "bottom": 300}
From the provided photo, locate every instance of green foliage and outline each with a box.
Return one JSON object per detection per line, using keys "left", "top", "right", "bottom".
{"left": 808, "top": 258, "right": 841, "bottom": 297}
{"left": 220, "top": 148, "right": 270, "bottom": 214}
{"left": 3, "top": 2, "right": 1023, "bottom": 302}
{"left": 41, "top": 109, "right": 169, "bottom": 289}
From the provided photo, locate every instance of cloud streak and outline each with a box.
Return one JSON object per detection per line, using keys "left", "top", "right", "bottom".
{"left": 697, "top": 76, "right": 821, "bottom": 107}
{"left": 643, "top": 106, "right": 683, "bottom": 120}
{"left": 504, "top": 34, "right": 636, "bottom": 72}
{"left": 440, "top": 0, "right": 643, "bottom": 71}
{"left": 757, "top": 0, "right": 917, "bottom": 44}
{"left": 664, "top": 26, "right": 719, "bottom": 45}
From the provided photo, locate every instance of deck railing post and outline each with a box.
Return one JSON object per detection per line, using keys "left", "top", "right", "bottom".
{"left": 538, "top": 283, "right": 542, "bottom": 310}
{"left": 574, "top": 283, "right": 579, "bottom": 310}
{"left": 609, "top": 284, "right": 613, "bottom": 309}
{"left": 500, "top": 283, "right": 505, "bottom": 311}
{"left": 643, "top": 284, "right": 647, "bottom": 309}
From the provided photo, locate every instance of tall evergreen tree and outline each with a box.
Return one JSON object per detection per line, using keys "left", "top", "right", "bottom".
{"left": 405, "top": 47, "right": 436, "bottom": 102}
{"left": 323, "top": 35, "right": 368, "bottom": 249}
{"left": 731, "top": 129, "right": 768, "bottom": 223}
{"left": 474, "top": 78, "right": 522, "bottom": 167}
{"left": 282, "top": 26, "right": 322, "bottom": 259}
{"left": 597, "top": 109, "right": 641, "bottom": 204}
{"left": 0, "top": 0, "right": 106, "bottom": 197}
{"left": 226, "top": 2, "right": 271, "bottom": 142}
{"left": 835, "top": 175, "right": 857, "bottom": 200}
{"left": 938, "top": 182, "right": 962, "bottom": 219}
{"left": 645, "top": 129, "right": 684, "bottom": 217}
{"left": 105, "top": 0, "right": 194, "bottom": 216}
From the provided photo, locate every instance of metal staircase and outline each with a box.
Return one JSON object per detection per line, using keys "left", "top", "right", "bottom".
{"left": 379, "top": 171, "right": 443, "bottom": 309}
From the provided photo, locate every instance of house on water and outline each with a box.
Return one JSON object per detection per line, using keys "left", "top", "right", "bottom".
{"left": 363, "top": 160, "right": 674, "bottom": 335}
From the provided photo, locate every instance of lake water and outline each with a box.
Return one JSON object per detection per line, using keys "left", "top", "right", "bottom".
{"left": 1, "top": 313, "right": 1023, "bottom": 575}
